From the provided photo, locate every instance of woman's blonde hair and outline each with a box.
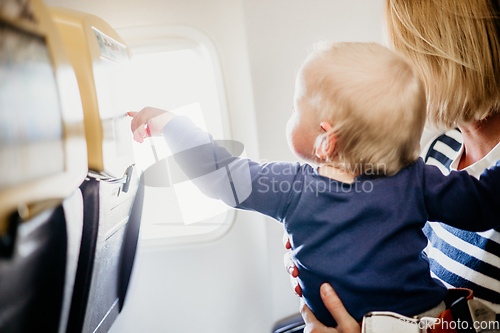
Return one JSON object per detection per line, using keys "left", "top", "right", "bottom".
{"left": 304, "top": 42, "right": 426, "bottom": 176}
{"left": 386, "top": 0, "right": 500, "bottom": 128}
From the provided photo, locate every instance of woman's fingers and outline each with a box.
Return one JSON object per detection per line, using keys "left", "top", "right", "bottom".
{"left": 301, "top": 285, "right": 360, "bottom": 333}
{"left": 320, "top": 284, "right": 360, "bottom": 333}
{"left": 300, "top": 302, "right": 317, "bottom": 328}
{"left": 283, "top": 235, "right": 301, "bottom": 297}
{"left": 284, "top": 251, "right": 299, "bottom": 278}
{"left": 288, "top": 274, "right": 302, "bottom": 297}
{"left": 301, "top": 301, "right": 336, "bottom": 333}
{"left": 294, "top": 281, "right": 303, "bottom": 297}
{"left": 282, "top": 231, "right": 291, "bottom": 249}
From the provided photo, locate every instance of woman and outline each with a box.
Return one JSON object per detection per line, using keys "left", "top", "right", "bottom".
{"left": 287, "top": 0, "right": 500, "bottom": 331}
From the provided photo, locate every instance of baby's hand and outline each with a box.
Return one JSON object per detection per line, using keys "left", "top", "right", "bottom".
{"left": 128, "top": 107, "right": 176, "bottom": 143}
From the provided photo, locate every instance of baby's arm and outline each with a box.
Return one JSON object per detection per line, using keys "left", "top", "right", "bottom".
{"left": 164, "top": 115, "right": 301, "bottom": 220}
{"left": 423, "top": 161, "right": 500, "bottom": 231}
{"left": 130, "top": 107, "right": 300, "bottom": 221}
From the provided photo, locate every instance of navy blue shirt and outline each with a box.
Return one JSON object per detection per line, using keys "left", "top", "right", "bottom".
{"left": 163, "top": 116, "right": 500, "bottom": 326}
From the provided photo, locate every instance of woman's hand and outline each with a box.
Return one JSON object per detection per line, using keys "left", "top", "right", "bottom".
{"left": 301, "top": 284, "right": 360, "bottom": 333}
{"left": 128, "top": 107, "right": 176, "bottom": 143}
{"left": 283, "top": 233, "right": 302, "bottom": 297}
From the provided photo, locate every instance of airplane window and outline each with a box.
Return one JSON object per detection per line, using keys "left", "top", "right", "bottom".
{"left": 109, "top": 35, "right": 233, "bottom": 243}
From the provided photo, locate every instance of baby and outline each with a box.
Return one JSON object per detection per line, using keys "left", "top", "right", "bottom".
{"left": 130, "top": 42, "right": 500, "bottom": 326}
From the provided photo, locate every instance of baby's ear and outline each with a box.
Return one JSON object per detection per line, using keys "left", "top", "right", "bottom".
{"left": 315, "top": 122, "right": 336, "bottom": 159}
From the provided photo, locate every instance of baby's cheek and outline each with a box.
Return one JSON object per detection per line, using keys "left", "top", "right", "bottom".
{"left": 285, "top": 117, "right": 296, "bottom": 152}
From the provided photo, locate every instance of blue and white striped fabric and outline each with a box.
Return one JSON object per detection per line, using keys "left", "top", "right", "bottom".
{"left": 422, "top": 129, "right": 500, "bottom": 312}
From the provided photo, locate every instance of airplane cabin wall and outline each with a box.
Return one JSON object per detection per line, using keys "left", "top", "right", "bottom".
{"left": 43, "top": 0, "right": 386, "bottom": 331}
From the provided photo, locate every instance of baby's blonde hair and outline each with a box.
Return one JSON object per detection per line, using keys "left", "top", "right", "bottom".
{"left": 303, "top": 42, "right": 426, "bottom": 176}
{"left": 386, "top": 0, "right": 500, "bottom": 128}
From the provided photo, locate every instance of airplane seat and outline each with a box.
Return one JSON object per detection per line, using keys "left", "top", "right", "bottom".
{"left": 0, "top": 205, "right": 67, "bottom": 332}
{"left": 0, "top": 0, "right": 88, "bottom": 332}
{"left": 67, "top": 176, "right": 143, "bottom": 333}
{"left": 0, "top": 189, "right": 85, "bottom": 333}
{"left": 49, "top": 8, "right": 143, "bottom": 333}
{"left": 67, "top": 178, "right": 100, "bottom": 333}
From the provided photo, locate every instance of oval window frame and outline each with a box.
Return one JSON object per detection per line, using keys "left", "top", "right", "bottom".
{"left": 116, "top": 25, "right": 235, "bottom": 247}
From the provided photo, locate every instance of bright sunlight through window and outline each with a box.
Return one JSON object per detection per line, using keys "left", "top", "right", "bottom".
{"left": 109, "top": 37, "right": 232, "bottom": 241}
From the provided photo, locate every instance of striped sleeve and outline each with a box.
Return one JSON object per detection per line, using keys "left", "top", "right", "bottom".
{"left": 422, "top": 129, "right": 500, "bottom": 311}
